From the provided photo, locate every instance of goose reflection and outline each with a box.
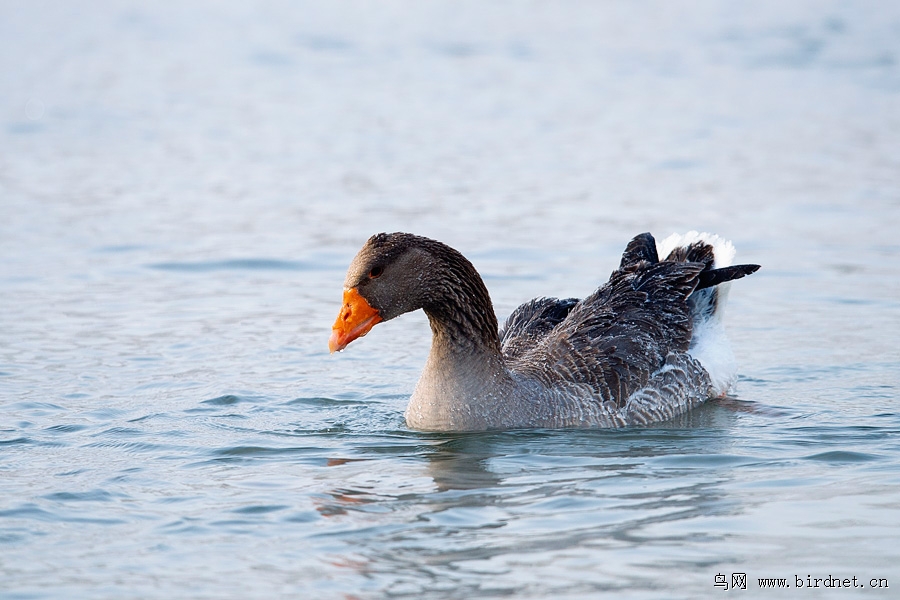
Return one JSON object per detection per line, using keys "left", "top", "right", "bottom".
{"left": 310, "top": 399, "right": 762, "bottom": 595}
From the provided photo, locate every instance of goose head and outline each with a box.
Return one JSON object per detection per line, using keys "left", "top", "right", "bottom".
{"left": 328, "top": 233, "right": 446, "bottom": 352}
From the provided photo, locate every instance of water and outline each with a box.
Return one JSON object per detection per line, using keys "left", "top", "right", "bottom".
{"left": 2, "top": 1, "right": 899, "bottom": 598}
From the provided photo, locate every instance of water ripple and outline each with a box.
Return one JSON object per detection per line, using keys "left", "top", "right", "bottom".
{"left": 803, "top": 450, "right": 882, "bottom": 463}
{"left": 146, "top": 259, "right": 333, "bottom": 272}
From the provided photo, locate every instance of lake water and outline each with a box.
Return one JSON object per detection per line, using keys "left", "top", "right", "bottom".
{"left": 2, "top": 1, "right": 899, "bottom": 598}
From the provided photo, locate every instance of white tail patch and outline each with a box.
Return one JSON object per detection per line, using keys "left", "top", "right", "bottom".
{"left": 657, "top": 231, "right": 739, "bottom": 396}
{"left": 688, "top": 317, "right": 736, "bottom": 396}
{"left": 657, "top": 231, "right": 735, "bottom": 269}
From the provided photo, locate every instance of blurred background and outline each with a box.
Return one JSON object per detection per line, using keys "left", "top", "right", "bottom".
{"left": 3, "top": 0, "right": 898, "bottom": 384}
{"left": 2, "top": 1, "right": 899, "bottom": 598}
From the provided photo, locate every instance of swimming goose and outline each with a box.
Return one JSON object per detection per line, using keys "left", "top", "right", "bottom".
{"left": 329, "top": 232, "right": 759, "bottom": 431}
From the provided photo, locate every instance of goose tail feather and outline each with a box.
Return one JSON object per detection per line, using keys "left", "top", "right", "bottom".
{"left": 656, "top": 231, "right": 759, "bottom": 396}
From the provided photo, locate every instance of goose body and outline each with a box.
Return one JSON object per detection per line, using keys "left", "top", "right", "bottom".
{"left": 329, "top": 232, "right": 759, "bottom": 431}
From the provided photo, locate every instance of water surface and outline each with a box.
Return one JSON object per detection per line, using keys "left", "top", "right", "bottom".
{"left": 2, "top": 1, "right": 899, "bottom": 598}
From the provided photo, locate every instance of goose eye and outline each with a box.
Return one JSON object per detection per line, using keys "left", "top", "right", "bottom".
{"left": 369, "top": 265, "right": 384, "bottom": 279}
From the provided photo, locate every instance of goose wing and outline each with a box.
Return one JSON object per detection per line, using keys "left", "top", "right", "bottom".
{"left": 499, "top": 297, "right": 579, "bottom": 361}
{"left": 498, "top": 232, "right": 663, "bottom": 362}
{"left": 509, "top": 257, "right": 705, "bottom": 409}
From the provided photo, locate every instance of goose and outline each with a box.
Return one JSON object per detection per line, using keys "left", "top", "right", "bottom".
{"left": 328, "top": 231, "right": 759, "bottom": 431}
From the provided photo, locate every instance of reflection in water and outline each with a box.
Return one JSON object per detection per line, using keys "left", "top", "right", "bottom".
{"left": 313, "top": 410, "right": 750, "bottom": 596}
{"left": 425, "top": 435, "right": 507, "bottom": 492}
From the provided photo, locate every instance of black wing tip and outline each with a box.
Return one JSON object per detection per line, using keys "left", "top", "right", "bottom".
{"left": 664, "top": 241, "right": 715, "bottom": 267}
{"left": 619, "top": 232, "right": 659, "bottom": 269}
{"left": 730, "top": 263, "right": 761, "bottom": 276}
{"left": 696, "top": 263, "right": 761, "bottom": 290}
{"left": 538, "top": 296, "right": 579, "bottom": 322}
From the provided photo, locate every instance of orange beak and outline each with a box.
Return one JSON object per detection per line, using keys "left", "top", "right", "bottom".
{"left": 328, "top": 287, "right": 383, "bottom": 353}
